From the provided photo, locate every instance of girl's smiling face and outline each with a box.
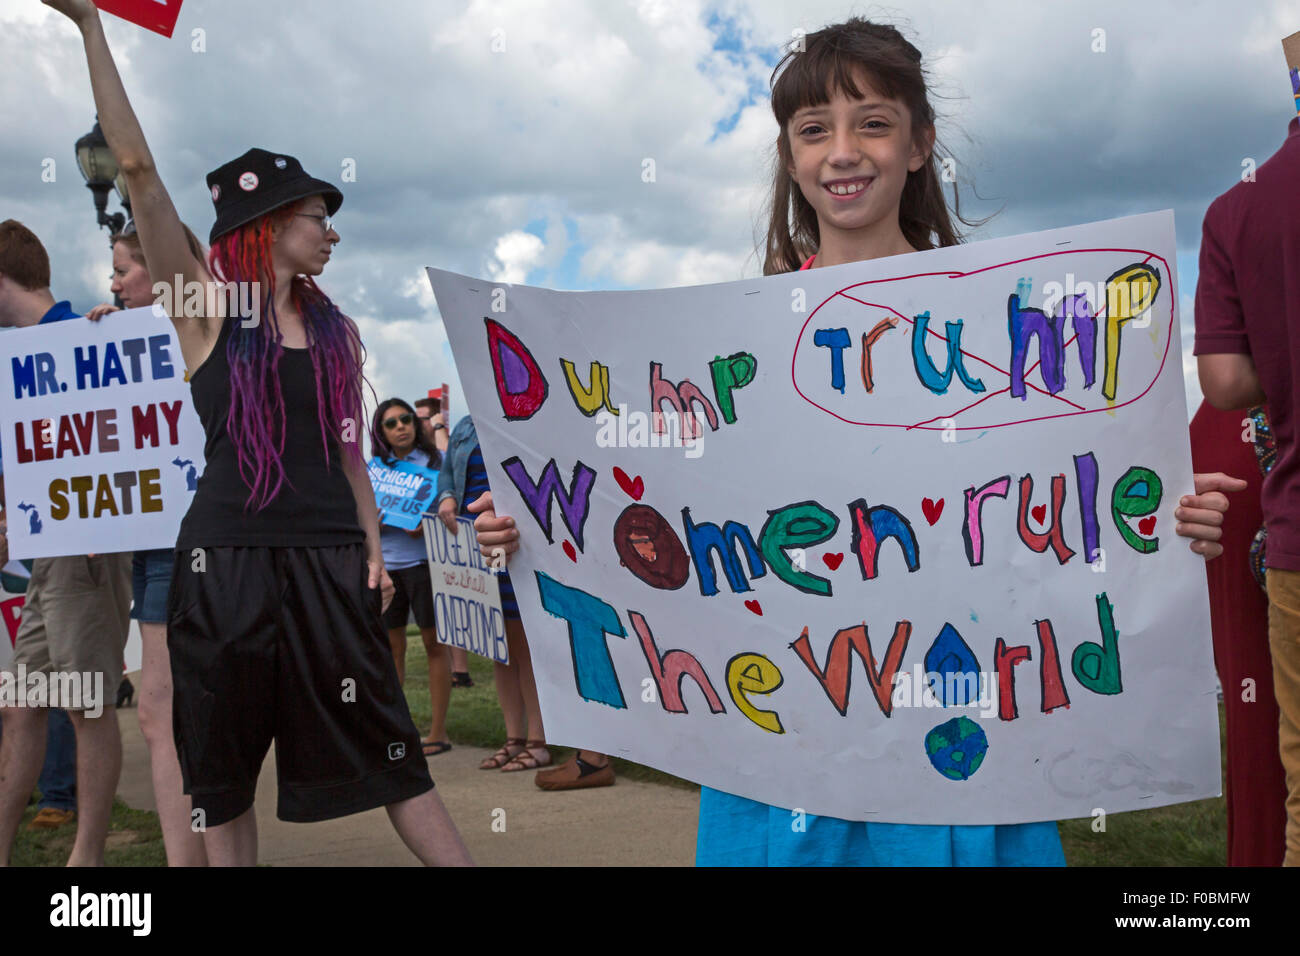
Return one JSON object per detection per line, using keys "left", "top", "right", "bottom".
{"left": 786, "top": 75, "right": 933, "bottom": 247}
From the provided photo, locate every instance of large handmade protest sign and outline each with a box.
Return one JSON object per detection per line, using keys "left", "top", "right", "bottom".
{"left": 426, "top": 211, "right": 1220, "bottom": 824}
{"left": 0, "top": 308, "right": 205, "bottom": 560}
{"left": 422, "top": 515, "right": 509, "bottom": 664}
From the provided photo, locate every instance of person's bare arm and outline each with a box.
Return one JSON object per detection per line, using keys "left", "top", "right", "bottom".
{"left": 341, "top": 448, "right": 394, "bottom": 611}
{"left": 338, "top": 320, "right": 393, "bottom": 607}
{"left": 45, "top": 0, "right": 216, "bottom": 368}
{"left": 1198, "top": 353, "right": 1266, "bottom": 411}
{"left": 433, "top": 412, "right": 450, "bottom": 453}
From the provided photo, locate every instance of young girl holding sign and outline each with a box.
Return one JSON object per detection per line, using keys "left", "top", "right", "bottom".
{"left": 472, "top": 17, "right": 1243, "bottom": 865}
{"left": 48, "top": 0, "right": 470, "bottom": 866}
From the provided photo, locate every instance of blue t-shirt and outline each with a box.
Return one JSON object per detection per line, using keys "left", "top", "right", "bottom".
{"left": 378, "top": 447, "right": 437, "bottom": 570}
{"left": 40, "top": 300, "right": 80, "bottom": 325}
{"left": 0, "top": 301, "right": 79, "bottom": 479}
{"left": 696, "top": 788, "right": 1065, "bottom": 866}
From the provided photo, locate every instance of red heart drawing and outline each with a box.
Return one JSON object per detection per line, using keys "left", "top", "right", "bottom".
{"left": 822, "top": 552, "right": 844, "bottom": 571}
{"left": 1138, "top": 515, "right": 1157, "bottom": 536}
{"left": 744, "top": 599, "right": 763, "bottom": 616}
{"left": 922, "top": 497, "right": 944, "bottom": 525}
{"left": 562, "top": 541, "right": 577, "bottom": 562}
{"left": 1031, "top": 504, "right": 1047, "bottom": 525}
{"left": 613, "top": 466, "right": 644, "bottom": 501}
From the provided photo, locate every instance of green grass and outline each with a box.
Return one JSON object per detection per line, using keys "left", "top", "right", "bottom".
{"left": 401, "top": 635, "right": 697, "bottom": 789}
{"left": 1057, "top": 704, "right": 1229, "bottom": 866}
{"left": 10, "top": 796, "right": 166, "bottom": 867}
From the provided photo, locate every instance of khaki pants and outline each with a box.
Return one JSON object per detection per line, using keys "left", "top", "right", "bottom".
{"left": 1266, "top": 568, "right": 1300, "bottom": 866}
{"left": 11, "top": 554, "right": 131, "bottom": 711}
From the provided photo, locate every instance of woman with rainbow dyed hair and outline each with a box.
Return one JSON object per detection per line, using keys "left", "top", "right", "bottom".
{"left": 47, "top": 0, "right": 471, "bottom": 866}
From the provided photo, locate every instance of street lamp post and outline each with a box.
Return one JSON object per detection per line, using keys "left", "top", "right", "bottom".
{"left": 75, "top": 118, "right": 133, "bottom": 308}
{"left": 74, "top": 119, "right": 129, "bottom": 235}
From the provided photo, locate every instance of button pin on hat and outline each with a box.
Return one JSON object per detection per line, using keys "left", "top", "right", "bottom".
{"left": 275, "top": 157, "right": 288, "bottom": 169}
{"left": 238, "top": 171, "right": 259, "bottom": 191}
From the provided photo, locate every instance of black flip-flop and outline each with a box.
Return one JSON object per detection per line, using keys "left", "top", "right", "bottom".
{"left": 422, "top": 740, "right": 453, "bottom": 757}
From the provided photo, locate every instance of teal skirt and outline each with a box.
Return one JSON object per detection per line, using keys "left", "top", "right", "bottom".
{"left": 697, "top": 787, "right": 1066, "bottom": 866}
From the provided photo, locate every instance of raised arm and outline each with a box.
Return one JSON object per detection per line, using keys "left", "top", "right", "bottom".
{"left": 45, "top": 0, "right": 216, "bottom": 367}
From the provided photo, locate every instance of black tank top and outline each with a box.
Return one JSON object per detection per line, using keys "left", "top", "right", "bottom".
{"left": 175, "top": 322, "right": 364, "bottom": 549}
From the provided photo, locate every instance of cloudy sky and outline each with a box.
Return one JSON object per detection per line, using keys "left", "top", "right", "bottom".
{"left": 2, "top": 0, "right": 1297, "bottom": 420}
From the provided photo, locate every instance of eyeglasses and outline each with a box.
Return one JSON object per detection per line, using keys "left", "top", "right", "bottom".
{"left": 382, "top": 413, "right": 415, "bottom": 429}
{"left": 295, "top": 213, "right": 335, "bottom": 234}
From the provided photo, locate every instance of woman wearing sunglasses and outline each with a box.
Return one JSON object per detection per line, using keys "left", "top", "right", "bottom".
{"left": 370, "top": 398, "right": 454, "bottom": 757}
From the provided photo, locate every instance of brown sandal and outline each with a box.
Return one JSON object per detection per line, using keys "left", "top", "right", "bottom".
{"left": 501, "top": 739, "right": 552, "bottom": 772}
{"left": 479, "top": 737, "right": 526, "bottom": 770}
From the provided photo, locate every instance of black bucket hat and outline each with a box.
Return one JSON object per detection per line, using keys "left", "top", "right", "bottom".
{"left": 205, "top": 148, "right": 343, "bottom": 244}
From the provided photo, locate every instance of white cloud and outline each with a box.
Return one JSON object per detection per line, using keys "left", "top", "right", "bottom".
{"left": 487, "top": 230, "right": 545, "bottom": 284}
{"left": 353, "top": 313, "right": 464, "bottom": 425}
{"left": 4, "top": 0, "right": 1291, "bottom": 416}
{"left": 400, "top": 272, "right": 436, "bottom": 311}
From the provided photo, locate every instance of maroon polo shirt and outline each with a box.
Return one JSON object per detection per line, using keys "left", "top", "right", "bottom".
{"left": 1194, "top": 117, "right": 1300, "bottom": 570}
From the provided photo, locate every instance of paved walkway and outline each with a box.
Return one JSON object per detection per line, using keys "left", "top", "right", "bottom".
{"left": 115, "top": 702, "right": 698, "bottom": 866}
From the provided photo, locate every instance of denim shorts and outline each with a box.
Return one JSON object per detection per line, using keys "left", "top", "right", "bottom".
{"left": 131, "top": 548, "right": 175, "bottom": 623}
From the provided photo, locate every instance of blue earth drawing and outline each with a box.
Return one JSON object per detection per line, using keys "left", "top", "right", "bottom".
{"left": 924, "top": 716, "right": 988, "bottom": 781}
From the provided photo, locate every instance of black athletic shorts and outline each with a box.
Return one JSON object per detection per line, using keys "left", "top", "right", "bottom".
{"left": 382, "top": 564, "right": 437, "bottom": 631}
{"left": 167, "top": 543, "right": 434, "bottom": 828}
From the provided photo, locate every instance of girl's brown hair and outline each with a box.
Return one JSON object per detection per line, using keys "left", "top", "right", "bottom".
{"left": 762, "top": 18, "right": 976, "bottom": 275}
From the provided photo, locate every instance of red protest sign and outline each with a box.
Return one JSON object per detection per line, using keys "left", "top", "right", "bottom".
{"left": 94, "top": 0, "right": 183, "bottom": 38}
{"left": 429, "top": 383, "right": 450, "bottom": 420}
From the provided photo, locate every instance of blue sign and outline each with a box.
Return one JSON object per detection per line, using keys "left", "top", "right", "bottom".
{"left": 367, "top": 457, "right": 439, "bottom": 530}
